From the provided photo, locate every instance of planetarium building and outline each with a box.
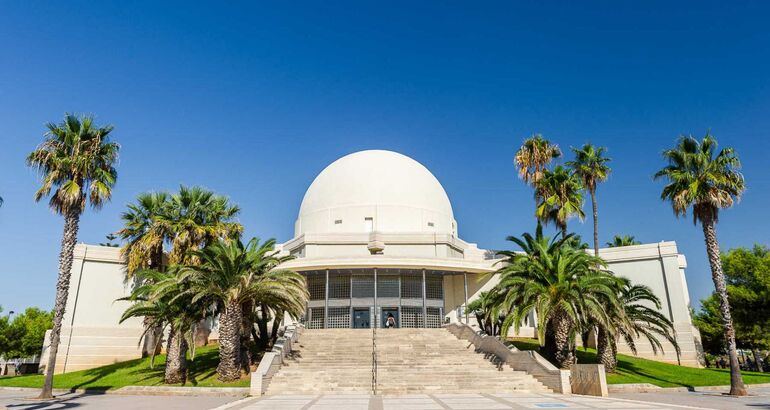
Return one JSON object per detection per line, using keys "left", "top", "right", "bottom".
{"left": 275, "top": 150, "right": 493, "bottom": 330}
{"left": 48, "top": 149, "right": 704, "bottom": 374}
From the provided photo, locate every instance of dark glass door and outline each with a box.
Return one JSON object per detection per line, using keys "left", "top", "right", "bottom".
{"left": 353, "top": 308, "right": 370, "bottom": 329}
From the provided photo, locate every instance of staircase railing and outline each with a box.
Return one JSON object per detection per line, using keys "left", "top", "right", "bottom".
{"left": 371, "top": 323, "right": 378, "bottom": 394}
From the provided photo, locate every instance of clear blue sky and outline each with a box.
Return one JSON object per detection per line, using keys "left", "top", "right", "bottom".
{"left": 1, "top": 2, "right": 768, "bottom": 314}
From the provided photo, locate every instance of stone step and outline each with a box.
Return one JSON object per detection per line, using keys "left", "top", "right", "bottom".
{"left": 265, "top": 327, "right": 550, "bottom": 395}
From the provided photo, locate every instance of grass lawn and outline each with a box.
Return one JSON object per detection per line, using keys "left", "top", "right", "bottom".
{"left": 510, "top": 338, "right": 770, "bottom": 388}
{"left": 0, "top": 345, "right": 251, "bottom": 391}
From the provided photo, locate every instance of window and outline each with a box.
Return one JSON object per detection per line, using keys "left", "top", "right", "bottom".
{"left": 426, "top": 308, "right": 443, "bottom": 328}
{"left": 401, "top": 275, "right": 422, "bottom": 299}
{"left": 334, "top": 219, "right": 343, "bottom": 225}
{"left": 352, "top": 276, "right": 374, "bottom": 298}
{"left": 427, "top": 222, "right": 434, "bottom": 227}
{"left": 329, "top": 274, "right": 351, "bottom": 299}
{"left": 308, "top": 275, "right": 325, "bottom": 300}
{"left": 364, "top": 217, "right": 374, "bottom": 232}
{"left": 327, "top": 307, "right": 351, "bottom": 328}
{"left": 377, "top": 275, "right": 399, "bottom": 298}
{"left": 425, "top": 275, "right": 443, "bottom": 300}
{"left": 401, "top": 307, "right": 424, "bottom": 328}
{"left": 307, "top": 307, "right": 325, "bottom": 329}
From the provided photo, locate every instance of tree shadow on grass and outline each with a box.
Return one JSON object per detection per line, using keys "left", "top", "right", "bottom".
{"left": 614, "top": 360, "right": 695, "bottom": 390}
{"left": 124, "top": 345, "right": 252, "bottom": 387}
{"left": 69, "top": 357, "right": 149, "bottom": 392}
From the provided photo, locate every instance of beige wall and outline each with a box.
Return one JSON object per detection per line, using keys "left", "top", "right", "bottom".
{"left": 42, "top": 244, "right": 143, "bottom": 374}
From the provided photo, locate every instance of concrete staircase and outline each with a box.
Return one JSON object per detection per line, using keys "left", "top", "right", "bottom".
{"left": 265, "top": 328, "right": 550, "bottom": 395}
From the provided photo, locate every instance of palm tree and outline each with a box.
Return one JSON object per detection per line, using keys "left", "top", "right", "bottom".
{"left": 493, "top": 228, "right": 623, "bottom": 368}
{"left": 654, "top": 133, "right": 747, "bottom": 396}
{"left": 117, "top": 191, "right": 174, "bottom": 358}
{"left": 117, "top": 187, "right": 241, "bottom": 357}
{"left": 467, "top": 291, "right": 504, "bottom": 336}
{"left": 164, "top": 186, "right": 243, "bottom": 265}
{"left": 567, "top": 144, "right": 611, "bottom": 256}
{"left": 534, "top": 166, "right": 585, "bottom": 239}
{"left": 119, "top": 269, "right": 207, "bottom": 384}
{"left": 99, "top": 234, "right": 120, "bottom": 247}
{"left": 514, "top": 134, "right": 561, "bottom": 187}
{"left": 26, "top": 114, "right": 119, "bottom": 399}
{"left": 117, "top": 192, "right": 172, "bottom": 276}
{"left": 596, "top": 280, "right": 679, "bottom": 372}
{"left": 606, "top": 235, "right": 641, "bottom": 248}
{"left": 178, "top": 238, "right": 307, "bottom": 382}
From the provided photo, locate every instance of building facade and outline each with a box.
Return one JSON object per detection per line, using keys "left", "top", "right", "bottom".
{"left": 45, "top": 149, "right": 704, "bottom": 373}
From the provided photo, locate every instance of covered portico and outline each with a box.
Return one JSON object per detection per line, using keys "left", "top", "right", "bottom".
{"left": 299, "top": 267, "right": 478, "bottom": 329}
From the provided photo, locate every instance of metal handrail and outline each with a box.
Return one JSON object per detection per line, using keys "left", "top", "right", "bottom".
{"left": 371, "top": 322, "right": 378, "bottom": 394}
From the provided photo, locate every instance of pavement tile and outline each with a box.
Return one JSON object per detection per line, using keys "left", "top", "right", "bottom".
{"left": 264, "top": 395, "right": 318, "bottom": 400}
{"left": 228, "top": 393, "right": 703, "bottom": 410}
{"left": 384, "top": 404, "right": 443, "bottom": 410}
{"left": 434, "top": 394, "right": 486, "bottom": 399}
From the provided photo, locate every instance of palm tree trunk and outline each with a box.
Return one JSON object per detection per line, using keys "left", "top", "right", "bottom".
{"left": 240, "top": 301, "right": 254, "bottom": 370}
{"left": 164, "top": 326, "right": 188, "bottom": 384}
{"left": 217, "top": 301, "right": 243, "bottom": 382}
{"left": 256, "top": 304, "right": 270, "bottom": 351}
{"left": 543, "top": 319, "right": 557, "bottom": 363}
{"left": 752, "top": 349, "right": 764, "bottom": 373}
{"left": 270, "top": 309, "right": 284, "bottom": 346}
{"left": 141, "top": 318, "right": 163, "bottom": 358}
{"left": 596, "top": 326, "right": 617, "bottom": 372}
{"left": 701, "top": 215, "right": 747, "bottom": 396}
{"left": 39, "top": 208, "right": 80, "bottom": 399}
{"left": 591, "top": 189, "right": 599, "bottom": 257}
{"left": 141, "top": 244, "right": 165, "bottom": 358}
{"left": 552, "top": 309, "right": 575, "bottom": 369}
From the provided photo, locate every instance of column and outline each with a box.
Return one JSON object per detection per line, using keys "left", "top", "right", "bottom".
{"left": 373, "top": 268, "right": 378, "bottom": 329}
{"left": 463, "top": 272, "right": 469, "bottom": 324}
{"left": 324, "top": 269, "right": 329, "bottom": 329}
{"left": 422, "top": 269, "right": 427, "bottom": 328}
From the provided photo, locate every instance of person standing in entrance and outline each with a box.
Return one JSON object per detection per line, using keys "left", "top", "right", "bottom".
{"left": 386, "top": 313, "right": 396, "bottom": 328}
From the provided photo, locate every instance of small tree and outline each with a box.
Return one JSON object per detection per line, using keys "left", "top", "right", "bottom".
{"left": 178, "top": 238, "right": 307, "bottom": 381}
{"left": 596, "top": 280, "right": 679, "bottom": 372}
{"left": 119, "top": 269, "right": 206, "bottom": 384}
{"left": 493, "top": 227, "right": 623, "bottom": 368}
{"left": 467, "top": 291, "right": 504, "bottom": 336}
{"left": 723, "top": 245, "right": 770, "bottom": 372}
{"left": 606, "top": 235, "right": 641, "bottom": 247}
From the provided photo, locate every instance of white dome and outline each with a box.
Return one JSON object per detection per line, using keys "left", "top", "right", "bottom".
{"left": 296, "top": 150, "right": 456, "bottom": 236}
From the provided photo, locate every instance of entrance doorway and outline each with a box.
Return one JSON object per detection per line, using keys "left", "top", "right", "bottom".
{"left": 381, "top": 308, "right": 399, "bottom": 328}
{"left": 353, "top": 308, "right": 370, "bottom": 329}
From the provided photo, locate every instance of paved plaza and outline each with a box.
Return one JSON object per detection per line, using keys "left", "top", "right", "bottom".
{"left": 614, "top": 385, "right": 770, "bottom": 410}
{"left": 4, "top": 389, "right": 770, "bottom": 410}
{"left": 223, "top": 393, "right": 706, "bottom": 410}
{"left": 0, "top": 390, "right": 234, "bottom": 410}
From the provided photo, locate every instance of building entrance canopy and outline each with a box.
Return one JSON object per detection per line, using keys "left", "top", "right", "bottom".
{"left": 301, "top": 268, "right": 457, "bottom": 329}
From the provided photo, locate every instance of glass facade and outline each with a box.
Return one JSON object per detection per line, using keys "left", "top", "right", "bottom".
{"left": 301, "top": 268, "right": 447, "bottom": 329}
